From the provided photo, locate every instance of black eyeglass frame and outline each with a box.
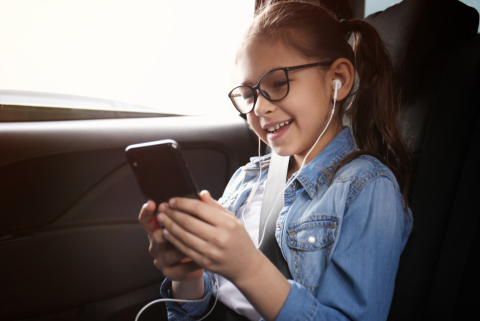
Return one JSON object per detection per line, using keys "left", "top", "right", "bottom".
{"left": 228, "top": 61, "right": 334, "bottom": 115}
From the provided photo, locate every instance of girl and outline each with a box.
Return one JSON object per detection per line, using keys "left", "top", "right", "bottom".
{"left": 139, "top": 1, "right": 413, "bottom": 320}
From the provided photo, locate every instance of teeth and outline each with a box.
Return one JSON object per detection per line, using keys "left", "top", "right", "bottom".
{"left": 266, "top": 120, "right": 293, "bottom": 133}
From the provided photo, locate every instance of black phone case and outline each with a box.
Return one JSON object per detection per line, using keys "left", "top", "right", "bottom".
{"left": 125, "top": 139, "right": 200, "bottom": 208}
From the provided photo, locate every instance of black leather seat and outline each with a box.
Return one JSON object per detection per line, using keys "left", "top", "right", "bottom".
{"left": 365, "top": 0, "right": 480, "bottom": 320}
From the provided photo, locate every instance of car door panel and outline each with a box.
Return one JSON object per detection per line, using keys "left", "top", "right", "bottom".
{"left": 0, "top": 115, "right": 256, "bottom": 321}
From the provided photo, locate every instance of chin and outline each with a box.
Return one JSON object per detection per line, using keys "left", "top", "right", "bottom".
{"left": 270, "top": 145, "right": 295, "bottom": 157}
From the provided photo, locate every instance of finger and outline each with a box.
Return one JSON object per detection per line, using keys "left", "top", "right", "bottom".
{"left": 138, "top": 201, "right": 157, "bottom": 236}
{"left": 160, "top": 215, "right": 212, "bottom": 262}
{"left": 151, "top": 228, "right": 175, "bottom": 252}
{"left": 162, "top": 206, "right": 217, "bottom": 243}
{"left": 168, "top": 197, "right": 231, "bottom": 226}
{"left": 163, "top": 248, "right": 189, "bottom": 266}
{"left": 150, "top": 230, "right": 189, "bottom": 266}
{"left": 152, "top": 229, "right": 168, "bottom": 245}
{"left": 162, "top": 228, "right": 208, "bottom": 268}
{"left": 149, "top": 229, "right": 165, "bottom": 260}
{"left": 160, "top": 213, "right": 210, "bottom": 253}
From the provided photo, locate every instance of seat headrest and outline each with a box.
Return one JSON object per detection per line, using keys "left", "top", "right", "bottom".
{"left": 365, "top": 0, "right": 479, "bottom": 102}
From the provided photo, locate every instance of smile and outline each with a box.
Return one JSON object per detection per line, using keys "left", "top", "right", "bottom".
{"left": 265, "top": 119, "right": 293, "bottom": 140}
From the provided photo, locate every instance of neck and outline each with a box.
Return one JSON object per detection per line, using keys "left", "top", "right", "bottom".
{"left": 287, "top": 121, "right": 343, "bottom": 180}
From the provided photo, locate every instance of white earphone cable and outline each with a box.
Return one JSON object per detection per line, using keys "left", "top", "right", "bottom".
{"left": 135, "top": 272, "right": 219, "bottom": 321}
{"left": 257, "top": 85, "right": 339, "bottom": 248}
{"left": 136, "top": 81, "right": 341, "bottom": 320}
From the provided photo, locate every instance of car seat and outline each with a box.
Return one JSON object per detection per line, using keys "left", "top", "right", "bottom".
{"left": 364, "top": 0, "right": 480, "bottom": 320}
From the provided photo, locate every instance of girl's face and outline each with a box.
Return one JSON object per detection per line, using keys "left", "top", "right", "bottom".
{"left": 237, "top": 41, "right": 342, "bottom": 162}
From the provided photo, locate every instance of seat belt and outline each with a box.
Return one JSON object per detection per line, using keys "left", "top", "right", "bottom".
{"left": 258, "top": 152, "right": 292, "bottom": 279}
{"left": 204, "top": 152, "right": 292, "bottom": 321}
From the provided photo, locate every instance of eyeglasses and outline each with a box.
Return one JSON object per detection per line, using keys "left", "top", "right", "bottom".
{"left": 228, "top": 61, "right": 334, "bottom": 115}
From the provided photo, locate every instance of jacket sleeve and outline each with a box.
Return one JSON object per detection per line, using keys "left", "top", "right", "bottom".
{"left": 160, "top": 271, "right": 213, "bottom": 321}
{"left": 274, "top": 176, "right": 412, "bottom": 321}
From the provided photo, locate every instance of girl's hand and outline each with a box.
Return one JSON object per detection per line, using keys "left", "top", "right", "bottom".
{"left": 138, "top": 201, "right": 204, "bottom": 281}
{"left": 158, "top": 191, "right": 263, "bottom": 284}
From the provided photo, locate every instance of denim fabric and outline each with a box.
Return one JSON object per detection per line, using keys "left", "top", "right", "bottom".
{"left": 161, "top": 127, "right": 412, "bottom": 321}
{"left": 160, "top": 271, "right": 212, "bottom": 320}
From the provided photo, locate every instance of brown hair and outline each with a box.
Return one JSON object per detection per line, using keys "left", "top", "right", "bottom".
{"left": 240, "top": 1, "right": 412, "bottom": 210}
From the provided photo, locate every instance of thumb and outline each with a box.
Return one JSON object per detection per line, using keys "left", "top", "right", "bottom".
{"left": 138, "top": 200, "right": 158, "bottom": 236}
{"left": 199, "top": 190, "right": 224, "bottom": 209}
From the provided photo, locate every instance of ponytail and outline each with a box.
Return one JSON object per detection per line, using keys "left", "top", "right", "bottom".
{"left": 242, "top": 1, "right": 412, "bottom": 211}
{"left": 335, "top": 19, "right": 412, "bottom": 211}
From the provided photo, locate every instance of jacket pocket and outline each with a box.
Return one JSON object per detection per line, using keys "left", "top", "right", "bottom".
{"left": 287, "top": 215, "right": 338, "bottom": 250}
{"left": 286, "top": 215, "right": 339, "bottom": 294}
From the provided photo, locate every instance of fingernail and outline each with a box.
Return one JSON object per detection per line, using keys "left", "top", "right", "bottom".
{"left": 159, "top": 204, "right": 166, "bottom": 212}
{"left": 169, "top": 198, "right": 176, "bottom": 206}
{"left": 157, "top": 214, "right": 165, "bottom": 223}
{"left": 163, "top": 229, "right": 169, "bottom": 237}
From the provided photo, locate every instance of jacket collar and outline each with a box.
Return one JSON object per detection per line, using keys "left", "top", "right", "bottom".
{"left": 246, "top": 127, "right": 355, "bottom": 198}
{"left": 292, "top": 127, "right": 355, "bottom": 199}
{"left": 247, "top": 152, "right": 272, "bottom": 169}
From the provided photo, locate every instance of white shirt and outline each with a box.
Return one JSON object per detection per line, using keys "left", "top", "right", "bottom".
{"left": 212, "top": 179, "right": 266, "bottom": 321}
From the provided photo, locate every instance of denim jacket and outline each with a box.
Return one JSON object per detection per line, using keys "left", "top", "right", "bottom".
{"left": 161, "top": 127, "right": 413, "bottom": 321}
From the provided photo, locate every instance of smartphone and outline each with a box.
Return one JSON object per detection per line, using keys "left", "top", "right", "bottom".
{"left": 125, "top": 139, "right": 200, "bottom": 229}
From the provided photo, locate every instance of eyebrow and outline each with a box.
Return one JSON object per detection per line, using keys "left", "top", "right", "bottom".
{"left": 240, "top": 66, "right": 285, "bottom": 86}
{"left": 240, "top": 79, "right": 255, "bottom": 86}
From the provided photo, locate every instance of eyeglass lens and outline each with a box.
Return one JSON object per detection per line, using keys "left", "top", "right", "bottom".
{"left": 230, "top": 69, "right": 288, "bottom": 114}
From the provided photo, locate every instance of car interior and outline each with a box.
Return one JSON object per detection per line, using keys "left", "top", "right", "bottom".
{"left": 1, "top": 0, "right": 479, "bottom": 320}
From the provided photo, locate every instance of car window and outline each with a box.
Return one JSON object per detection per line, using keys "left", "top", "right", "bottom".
{"left": 365, "top": 0, "right": 480, "bottom": 34}
{"left": 364, "top": 0, "right": 403, "bottom": 17}
{"left": 460, "top": 0, "right": 480, "bottom": 32}
{"left": 0, "top": 0, "right": 254, "bottom": 118}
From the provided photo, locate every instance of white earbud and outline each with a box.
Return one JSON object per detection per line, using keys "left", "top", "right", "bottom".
{"left": 333, "top": 79, "right": 342, "bottom": 102}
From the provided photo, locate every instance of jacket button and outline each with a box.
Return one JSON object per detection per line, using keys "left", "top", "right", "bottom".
{"left": 276, "top": 224, "right": 282, "bottom": 230}
{"left": 290, "top": 182, "right": 296, "bottom": 187}
{"left": 308, "top": 236, "right": 316, "bottom": 244}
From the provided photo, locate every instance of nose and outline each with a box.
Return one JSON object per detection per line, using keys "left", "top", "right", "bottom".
{"left": 254, "top": 90, "right": 276, "bottom": 117}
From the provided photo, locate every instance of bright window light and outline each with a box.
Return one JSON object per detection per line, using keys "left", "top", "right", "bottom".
{"left": 365, "top": 1, "right": 480, "bottom": 32}
{"left": 0, "top": 0, "right": 255, "bottom": 115}
{"left": 364, "top": 0, "right": 402, "bottom": 17}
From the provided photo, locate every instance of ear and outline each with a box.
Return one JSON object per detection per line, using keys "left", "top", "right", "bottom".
{"left": 329, "top": 58, "right": 354, "bottom": 102}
